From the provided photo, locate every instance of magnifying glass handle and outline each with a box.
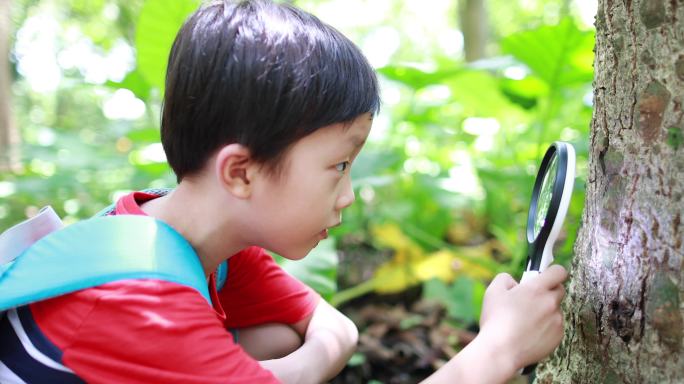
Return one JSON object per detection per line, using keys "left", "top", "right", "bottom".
{"left": 518, "top": 272, "right": 540, "bottom": 375}
{"left": 517, "top": 270, "right": 541, "bottom": 375}
{"left": 520, "top": 270, "right": 541, "bottom": 284}
{"left": 518, "top": 248, "right": 554, "bottom": 375}
{"left": 518, "top": 248, "right": 553, "bottom": 375}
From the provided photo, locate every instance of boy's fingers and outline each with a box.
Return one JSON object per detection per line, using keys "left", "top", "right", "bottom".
{"left": 551, "top": 284, "right": 566, "bottom": 305}
{"left": 538, "top": 265, "right": 568, "bottom": 289}
{"left": 488, "top": 273, "right": 517, "bottom": 292}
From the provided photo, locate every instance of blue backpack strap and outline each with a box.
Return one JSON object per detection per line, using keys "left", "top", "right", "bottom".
{"left": 0, "top": 215, "right": 210, "bottom": 311}
{"left": 93, "top": 188, "right": 230, "bottom": 290}
{"left": 92, "top": 188, "right": 230, "bottom": 291}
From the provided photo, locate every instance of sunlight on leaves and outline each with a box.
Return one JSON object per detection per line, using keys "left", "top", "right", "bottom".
{"left": 369, "top": 223, "right": 496, "bottom": 295}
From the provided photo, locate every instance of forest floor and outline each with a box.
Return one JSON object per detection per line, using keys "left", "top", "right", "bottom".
{"left": 330, "top": 289, "right": 530, "bottom": 384}
{"left": 330, "top": 250, "right": 532, "bottom": 384}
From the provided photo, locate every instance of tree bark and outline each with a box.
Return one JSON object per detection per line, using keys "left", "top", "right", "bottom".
{"left": 0, "top": 0, "right": 19, "bottom": 172}
{"left": 459, "top": 0, "right": 488, "bottom": 62}
{"left": 536, "top": 1, "right": 684, "bottom": 383}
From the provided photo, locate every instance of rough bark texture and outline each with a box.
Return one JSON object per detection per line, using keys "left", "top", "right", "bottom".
{"left": 459, "top": 0, "right": 488, "bottom": 62}
{"left": 0, "top": 0, "right": 19, "bottom": 171}
{"left": 536, "top": 1, "right": 684, "bottom": 383}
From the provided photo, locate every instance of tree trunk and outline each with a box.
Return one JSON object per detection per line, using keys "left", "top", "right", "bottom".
{"left": 536, "top": 1, "right": 684, "bottom": 383}
{"left": 459, "top": 0, "right": 488, "bottom": 62}
{"left": 0, "top": 0, "right": 19, "bottom": 172}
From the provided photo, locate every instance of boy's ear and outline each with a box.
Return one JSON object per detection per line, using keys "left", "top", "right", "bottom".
{"left": 215, "top": 144, "right": 256, "bottom": 199}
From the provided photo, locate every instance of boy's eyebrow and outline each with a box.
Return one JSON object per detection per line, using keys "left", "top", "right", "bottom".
{"left": 349, "top": 135, "right": 366, "bottom": 149}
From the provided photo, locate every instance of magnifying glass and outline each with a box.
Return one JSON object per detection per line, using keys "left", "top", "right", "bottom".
{"left": 519, "top": 141, "right": 576, "bottom": 374}
{"left": 522, "top": 141, "right": 576, "bottom": 280}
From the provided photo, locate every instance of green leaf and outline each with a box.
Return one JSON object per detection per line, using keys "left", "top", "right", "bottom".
{"left": 107, "top": 70, "right": 152, "bottom": 101}
{"left": 500, "top": 75, "right": 549, "bottom": 108}
{"left": 378, "top": 63, "right": 463, "bottom": 90}
{"left": 126, "top": 127, "right": 161, "bottom": 143}
{"left": 274, "top": 239, "right": 339, "bottom": 301}
{"left": 423, "top": 276, "right": 485, "bottom": 324}
{"left": 136, "top": 0, "right": 200, "bottom": 90}
{"left": 501, "top": 18, "right": 594, "bottom": 87}
{"left": 444, "top": 70, "right": 527, "bottom": 121}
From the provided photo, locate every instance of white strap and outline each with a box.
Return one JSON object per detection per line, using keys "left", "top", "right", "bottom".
{"left": 0, "top": 360, "right": 27, "bottom": 384}
{"left": 7, "top": 308, "right": 75, "bottom": 373}
{"left": 0, "top": 206, "right": 63, "bottom": 265}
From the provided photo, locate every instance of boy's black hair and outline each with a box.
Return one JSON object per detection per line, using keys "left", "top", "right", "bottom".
{"left": 162, "top": 0, "right": 381, "bottom": 181}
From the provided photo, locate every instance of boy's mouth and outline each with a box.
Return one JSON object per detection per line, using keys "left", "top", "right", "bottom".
{"left": 319, "top": 222, "right": 340, "bottom": 240}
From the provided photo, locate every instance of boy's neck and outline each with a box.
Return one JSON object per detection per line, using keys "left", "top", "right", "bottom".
{"left": 140, "top": 182, "right": 247, "bottom": 277}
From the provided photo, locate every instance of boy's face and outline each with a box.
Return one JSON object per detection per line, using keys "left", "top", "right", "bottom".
{"left": 247, "top": 113, "right": 373, "bottom": 259}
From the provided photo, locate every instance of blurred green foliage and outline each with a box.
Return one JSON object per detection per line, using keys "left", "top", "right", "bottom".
{"left": 1, "top": 0, "right": 594, "bottom": 325}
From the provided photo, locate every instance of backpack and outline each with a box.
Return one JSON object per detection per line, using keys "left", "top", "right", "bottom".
{"left": 0, "top": 208, "right": 213, "bottom": 312}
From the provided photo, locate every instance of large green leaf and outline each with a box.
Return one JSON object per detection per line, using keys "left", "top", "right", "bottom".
{"left": 378, "top": 64, "right": 463, "bottom": 90}
{"left": 501, "top": 18, "right": 594, "bottom": 87}
{"left": 126, "top": 127, "right": 162, "bottom": 143}
{"left": 136, "top": 0, "right": 200, "bottom": 90}
{"left": 444, "top": 70, "right": 528, "bottom": 122}
{"left": 107, "top": 70, "right": 152, "bottom": 101}
{"left": 274, "top": 239, "right": 339, "bottom": 301}
{"left": 500, "top": 75, "right": 549, "bottom": 109}
{"left": 423, "top": 276, "right": 486, "bottom": 324}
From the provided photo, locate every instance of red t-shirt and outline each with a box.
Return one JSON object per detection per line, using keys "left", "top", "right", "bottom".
{"left": 28, "top": 191, "right": 319, "bottom": 383}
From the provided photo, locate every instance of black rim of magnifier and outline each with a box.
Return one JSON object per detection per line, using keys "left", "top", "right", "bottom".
{"left": 525, "top": 142, "right": 569, "bottom": 271}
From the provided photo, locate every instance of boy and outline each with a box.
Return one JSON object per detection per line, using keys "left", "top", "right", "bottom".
{"left": 0, "top": 0, "right": 567, "bottom": 383}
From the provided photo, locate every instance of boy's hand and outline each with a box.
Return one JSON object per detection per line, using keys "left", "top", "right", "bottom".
{"left": 478, "top": 265, "right": 568, "bottom": 371}
{"left": 420, "top": 265, "right": 567, "bottom": 384}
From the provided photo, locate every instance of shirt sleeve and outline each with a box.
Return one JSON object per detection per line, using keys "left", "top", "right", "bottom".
{"left": 219, "top": 247, "right": 319, "bottom": 329}
{"left": 33, "top": 280, "right": 280, "bottom": 384}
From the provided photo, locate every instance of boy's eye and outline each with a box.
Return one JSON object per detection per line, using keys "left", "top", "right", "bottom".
{"left": 335, "top": 161, "right": 350, "bottom": 173}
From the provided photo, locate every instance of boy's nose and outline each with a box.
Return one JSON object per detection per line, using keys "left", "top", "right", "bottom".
{"left": 336, "top": 178, "right": 356, "bottom": 210}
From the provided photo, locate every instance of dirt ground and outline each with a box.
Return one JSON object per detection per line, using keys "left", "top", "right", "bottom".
{"left": 330, "top": 291, "right": 532, "bottom": 384}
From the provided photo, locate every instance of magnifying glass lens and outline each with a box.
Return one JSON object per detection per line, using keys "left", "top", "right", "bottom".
{"left": 533, "top": 155, "right": 558, "bottom": 238}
